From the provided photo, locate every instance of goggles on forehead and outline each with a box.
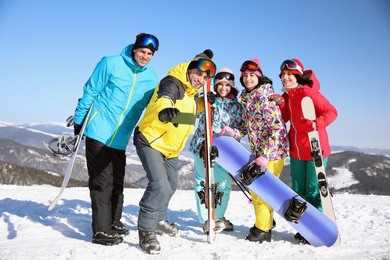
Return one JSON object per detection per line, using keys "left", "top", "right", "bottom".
{"left": 215, "top": 72, "right": 235, "bottom": 81}
{"left": 240, "top": 60, "right": 263, "bottom": 75}
{"left": 194, "top": 59, "right": 217, "bottom": 78}
{"left": 280, "top": 60, "right": 303, "bottom": 74}
{"left": 137, "top": 34, "right": 159, "bottom": 51}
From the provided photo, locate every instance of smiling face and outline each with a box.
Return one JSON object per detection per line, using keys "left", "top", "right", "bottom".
{"left": 242, "top": 72, "right": 259, "bottom": 91}
{"left": 133, "top": 47, "right": 153, "bottom": 67}
{"left": 280, "top": 71, "right": 298, "bottom": 87}
{"left": 216, "top": 82, "right": 232, "bottom": 98}
{"left": 187, "top": 68, "right": 209, "bottom": 89}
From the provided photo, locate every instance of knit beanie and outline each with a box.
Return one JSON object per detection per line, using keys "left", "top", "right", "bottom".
{"left": 280, "top": 59, "right": 304, "bottom": 76}
{"left": 214, "top": 67, "right": 235, "bottom": 90}
{"left": 132, "top": 33, "right": 159, "bottom": 54}
{"left": 188, "top": 49, "right": 214, "bottom": 70}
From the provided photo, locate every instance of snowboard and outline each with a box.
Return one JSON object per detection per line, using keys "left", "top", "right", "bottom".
{"left": 202, "top": 78, "right": 217, "bottom": 243}
{"left": 213, "top": 135, "right": 339, "bottom": 247}
{"left": 48, "top": 105, "right": 93, "bottom": 211}
{"left": 301, "top": 96, "right": 341, "bottom": 246}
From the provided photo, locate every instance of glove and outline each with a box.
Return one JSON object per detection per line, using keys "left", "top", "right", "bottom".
{"left": 207, "top": 91, "right": 215, "bottom": 105}
{"left": 253, "top": 156, "right": 269, "bottom": 169}
{"left": 269, "top": 94, "right": 285, "bottom": 107}
{"left": 300, "top": 118, "right": 314, "bottom": 132}
{"left": 74, "top": 124, "right": 82, "bottom": 136}
{"left": 219, "top": 126, "right": 236, "bottom": 138}
{"left": 158, "top": 107, "right": 180, "bottom": 123}
{"left": 313, "top": 117, "right": 326, "bottom": 130}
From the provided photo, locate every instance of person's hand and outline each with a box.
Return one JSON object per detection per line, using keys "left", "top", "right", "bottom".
{"left": 158, "top": 107, "right": 180, "bottom": 122}
{"left": 300, "top": 118, "right": 314, "bottom": 132}
{"left": 219, "top": 126, "right": 236, "bottom": 138}
{"left": 269, "top": 94, "right": 285, "bottom": 106}
{"left": 252, "top": 156, "right": 269, "bottom": 169}
{"left": 313, "top": 117, "right": 326, "bottom": 130}
{"left": 74, "top": 124, "right": 82, "bottom": 136}
{"left": 207, "top": 91, "right": 215, "bottom": 105}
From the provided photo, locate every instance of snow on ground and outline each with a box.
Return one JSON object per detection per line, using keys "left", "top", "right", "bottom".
{"left": 1, "top": 185, "right": 389, "bottom": 260}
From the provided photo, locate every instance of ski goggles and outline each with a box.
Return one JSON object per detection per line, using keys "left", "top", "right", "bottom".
{"left": 240, "top": 60, "right": 263, "bottom": 75}
{"left": 214, "top": 71, "right": 235, "bottom": 81}
{"left": 136, "top": 34, "right": 159, "bottom": 51}
{"left": 280, "top": 60, "right": 303, "bottom": 74}
{"left": 194, "top": 59, "right": 217, "bottom": 78}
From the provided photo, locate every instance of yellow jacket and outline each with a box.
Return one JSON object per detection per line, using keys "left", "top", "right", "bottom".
{"left": 134, "top": 61, "right": 203, "bottom": 158}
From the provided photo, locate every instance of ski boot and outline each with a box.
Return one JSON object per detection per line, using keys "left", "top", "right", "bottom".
{"left": 245, "top": 226, "right": 271, "bottom": 243}
{"left": 156, "top": 220, "right": 180, "bottom": 237}
{"left": 217, "top": 217, "right": 234, "bottom": 232}
{"left": 295, "top": 232, "right": 311, "bottom": 245}
{"left": 202, "top": 220, "right": 226, "bottom": 234}
{"left": 139, "top": 231, "right": 161, "bottom": 255}
{"left": 92, "top": 229, "right": 123, "bottom": 246}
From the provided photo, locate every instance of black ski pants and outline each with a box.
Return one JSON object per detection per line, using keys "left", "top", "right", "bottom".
{"left": 86, "top": 137, "right": 126, "bottom": 234}
{"left": 136, "top": 145, "right": 178, "bottom": 232}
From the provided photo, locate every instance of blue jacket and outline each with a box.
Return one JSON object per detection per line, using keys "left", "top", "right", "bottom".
{"left": 74, "top": 44, "right": 159, "bottom": 150}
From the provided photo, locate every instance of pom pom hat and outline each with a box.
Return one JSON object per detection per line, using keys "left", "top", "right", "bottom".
{"left": 188, "top": 49, "right": 216, "bottom": 77}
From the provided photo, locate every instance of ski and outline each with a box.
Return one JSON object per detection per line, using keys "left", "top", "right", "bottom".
{"left": 301, "top": 96, "right": 341, "bottom": 246}
{"left": 47, "top": 105, "right": 93, "bottom": 211}
{"left": 202, "top": 78, "right": 217, "bottom": 243}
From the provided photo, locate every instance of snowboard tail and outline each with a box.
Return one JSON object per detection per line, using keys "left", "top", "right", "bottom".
{"left": 213, "top": 135, "right": 339, "bottom": 247}
{"left": 48, "top": 105, "right": 93, "bottom": 211}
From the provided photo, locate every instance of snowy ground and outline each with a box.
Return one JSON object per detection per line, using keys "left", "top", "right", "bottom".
{"left": 1, "top": 185, "right": 389, "bottom": 260}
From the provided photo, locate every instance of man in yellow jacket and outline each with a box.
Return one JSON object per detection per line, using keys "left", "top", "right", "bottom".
{"left": 133, "top": 50, "right": 216, "bottom": 254}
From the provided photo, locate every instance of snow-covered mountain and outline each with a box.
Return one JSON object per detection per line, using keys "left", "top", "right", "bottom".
{"left": 1, "top": 121, "right": 390, "bottom": 194}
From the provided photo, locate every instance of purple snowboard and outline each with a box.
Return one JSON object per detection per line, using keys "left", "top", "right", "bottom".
{"left": 213, "top": 135, "right": 339, "bottom": 247}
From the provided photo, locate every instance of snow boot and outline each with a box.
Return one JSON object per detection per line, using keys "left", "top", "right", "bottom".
{"left": 156, "top": 220, "right": 180, "bottom": 237}
{"left": 217, "top": 217, "right": 234, "bottom": 232}
{"left": 245, "top": 226, "right": 271, "bottom": 243}
{"left": 139, "top": 231, "right": 161, "bottom": 255}
{"left": 92, "top": 229, "right": 123, "bottom": 246}
{"left": 112, "top": 220, "right": 130, "bottom": 237}
{"left": 202, "top": 220, "right": 226, "bottom": 234}
{"left": 295, "top": 232, "right": 311, "bottom": 245}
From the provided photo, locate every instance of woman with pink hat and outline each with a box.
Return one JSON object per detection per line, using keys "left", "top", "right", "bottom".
{"left": 220, "top": 58, "right": 289, "bottom": 243}
{"left": 272, "top": 59, "right": 338, "bottom": 244}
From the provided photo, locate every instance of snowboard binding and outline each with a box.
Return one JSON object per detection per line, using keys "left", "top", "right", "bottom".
{"left": 44, "top": 134, "right": 79, "bottom": 157}
{"left": 284, "top": 196, "right": 308, "bottom": 224}
{"left": 240, "top": 163, "right": 265, "bottom": 186}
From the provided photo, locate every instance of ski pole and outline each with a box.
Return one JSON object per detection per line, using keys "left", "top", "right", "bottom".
{"left": 229, "top": 173, "right": 252, "bottom": 204}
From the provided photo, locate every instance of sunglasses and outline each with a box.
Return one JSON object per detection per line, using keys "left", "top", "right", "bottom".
{"left": 240, "top": 60, "right": 263, "bottom": 75}
{"left": 215, "top": 72, "right": 235, "bottom": 81}
{"left": 195, "top": 59, "right": 217, "bottom": 78}
{"left": 137, "top": 34, "right": 159, "bottom": 51}
{"left": 280, "top": 60, "right": 303, "bottom": 74}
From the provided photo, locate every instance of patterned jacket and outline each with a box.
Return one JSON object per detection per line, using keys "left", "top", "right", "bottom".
{"left": 189, "top": 93, "right": 242, "bottom": 157}
{"left": 235, "top": 83, "right": 289, "bottom": 160}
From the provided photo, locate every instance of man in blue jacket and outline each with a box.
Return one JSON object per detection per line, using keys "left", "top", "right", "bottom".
{"left": 73, "top": 33, "right": 159, "bottom": 246}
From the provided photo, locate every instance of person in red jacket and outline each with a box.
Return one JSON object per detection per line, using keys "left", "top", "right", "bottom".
{"left": 271, "top": 59, "right": 337, "bottom": 242}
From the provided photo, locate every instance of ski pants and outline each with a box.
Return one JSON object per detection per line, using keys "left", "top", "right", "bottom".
{"left": 290, "top": 156, "right": 328, "bottom": 212}
{"left": 86, "top": 137, "right": 126, "bottom": 234}
{"left": 136, "top": 145, "right": 178, "bottom": 232}
{"left": 193, "top": 154, "right": 232, "bottom": 224}
{"left": 251, "top": 158, "right": 285, "bottom": 232}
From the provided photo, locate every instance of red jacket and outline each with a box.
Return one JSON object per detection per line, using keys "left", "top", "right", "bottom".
{"left": 281, "top": 70, "right": 337, "bottom": 161}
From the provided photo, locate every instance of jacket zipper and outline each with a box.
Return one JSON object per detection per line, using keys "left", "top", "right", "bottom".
{"left": 289, "top": 97, "right": 301, "bottom": 160}
{"left": 108, "top": 67, "right": 140, "bottom": 147}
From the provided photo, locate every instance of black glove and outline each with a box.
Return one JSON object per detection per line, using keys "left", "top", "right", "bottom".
{"left": 74, "top": 124, "right": 82, "bottom": 136}
{"left": 207, "top": 91, "right": 215, "bottom": 105}
{"left": 158, "top": 107, "right": 180, "bottom": 122}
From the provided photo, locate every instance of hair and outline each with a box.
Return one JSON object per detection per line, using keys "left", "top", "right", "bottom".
{"left": 240, "top": 75, "right": 273, "bottom": 92}
{"left": 294, "top": 74, "right": 313, "bottom": 87}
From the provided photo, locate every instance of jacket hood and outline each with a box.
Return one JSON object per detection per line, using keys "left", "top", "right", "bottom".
{"left": 167, "top": 61, "right": 202, "bottom": 97}
{"left": 303, "top": 69, "right": 320, "bottom": 92}
{"left": 120, "top": 44, "right": 149, "bottom": 72}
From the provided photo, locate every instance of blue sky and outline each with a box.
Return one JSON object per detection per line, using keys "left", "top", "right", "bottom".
{"left": 0, "top": 0, "right": 389, "bottom": 149}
